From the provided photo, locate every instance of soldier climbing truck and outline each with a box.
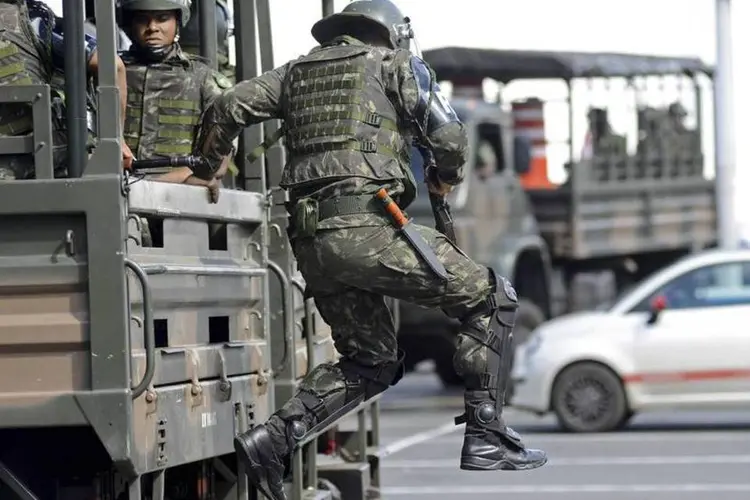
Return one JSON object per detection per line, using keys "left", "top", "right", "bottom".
{"left": 399, "top": 48, "right": 717, "bottom": 386}
{"left": 0, "top": 1, "right": 383, "bottom": 499}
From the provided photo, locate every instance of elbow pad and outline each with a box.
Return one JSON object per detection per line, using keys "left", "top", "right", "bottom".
{"left": 410, "top": 56, "right": 460, "bottom": 134}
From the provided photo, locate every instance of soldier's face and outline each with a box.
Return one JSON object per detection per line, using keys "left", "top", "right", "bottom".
{"left": 131, "top": 11, "right": 179, "bottom": 47}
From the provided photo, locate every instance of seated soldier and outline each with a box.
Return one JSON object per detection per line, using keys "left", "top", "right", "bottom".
{"left": 587, "top": 107, "right": 627, "bottom": 157}
{"left": 475, "top": 140, "right": 498, "bottom": 181}
{"left": 118, "top": 0, "right": 232, "bottom": 202}
{"left": 0, "top": 0, "right": 133, "bottom": 180}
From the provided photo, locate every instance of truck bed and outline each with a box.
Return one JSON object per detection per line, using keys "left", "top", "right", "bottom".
{"left": 527, "top": 156, "right": 717, "bottom": 261}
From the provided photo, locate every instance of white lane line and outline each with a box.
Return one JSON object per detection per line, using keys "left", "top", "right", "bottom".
{"left": 380, "top": 454, "right": 750, "bottom": 469}
{"left": 420, "top": 431, "right": 750, "bottom": 445}
{"left": 376, "top": 421, "right": 463, "bottom": 459}
{"left": 380, "top": 484, "right": 750, "bottom": 495}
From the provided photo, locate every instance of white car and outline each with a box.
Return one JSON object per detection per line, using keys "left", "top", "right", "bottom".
{"left": 510, "top": 248, "right": 750, "bottom": 432}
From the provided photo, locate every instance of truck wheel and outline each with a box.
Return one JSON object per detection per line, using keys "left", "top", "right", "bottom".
{"left": 551, "top": 362, "right": 630, "bottom": 433}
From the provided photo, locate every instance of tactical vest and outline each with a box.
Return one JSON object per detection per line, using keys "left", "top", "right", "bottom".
{"left": 124, "top": 56, "right": 206, "bottom": 162}
{"left": 278, "top": 40, "right": 413, "bottom": 200}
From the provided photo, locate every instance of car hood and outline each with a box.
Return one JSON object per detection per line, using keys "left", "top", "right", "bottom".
{"left": 534, "top": 311, "right": 625, "bottom": 339}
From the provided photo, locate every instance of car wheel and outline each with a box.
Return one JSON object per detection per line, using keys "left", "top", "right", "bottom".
{"left": 551, "top": 362, "right": 629, "bottom": 433}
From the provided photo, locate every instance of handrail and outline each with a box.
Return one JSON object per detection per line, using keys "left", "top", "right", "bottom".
{"left": 124, "top": 258, "right": 156, "bottom": 399}
{"left": 139, "top": 264, "right": 265, "bottom": 277}
{"left": 267, "top": 260, "right": 293, "bottom": 377}
{"left": 291, "top": 278, "right": 316, "bottom": 370}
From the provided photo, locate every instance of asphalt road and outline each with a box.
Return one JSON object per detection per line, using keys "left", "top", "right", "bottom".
{"left": 372, "top": 367, "right": 750, "bottom": 500}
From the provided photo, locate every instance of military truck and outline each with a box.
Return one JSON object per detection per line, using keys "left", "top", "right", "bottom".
{"left": 400, "top": 48, "right": 717, "bottom": 386}
{"left": 0, "top": 1, "right": 383, "bottom": 499}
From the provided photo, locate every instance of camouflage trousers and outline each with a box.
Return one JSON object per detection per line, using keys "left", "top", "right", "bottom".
{"left": 293, "top": 223, "right": 492, "bottom": 368}
{"left": 264, "top": 222, "right": 504, "bottom": 454}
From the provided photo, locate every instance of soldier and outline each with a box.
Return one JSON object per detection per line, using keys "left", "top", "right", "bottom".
{"left": 192, "top": 1, "right": 547, "bottom": 498}
{"left": 180, "top": 0, "right": 235, "bottom": 80}
{"left": 587, "top": 107, "right": 627, "bottom": 157}
{"left": 118, "top": 0, "right": 232, "bottom": 200}
{"left": 0, "top": 0, "right": 133, "bottom": 180}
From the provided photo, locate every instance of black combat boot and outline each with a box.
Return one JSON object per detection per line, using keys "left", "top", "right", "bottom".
{"left": 233, "top": 415, "right": 305, "bottom": 500}
{"left": 459, "top": 390, "right": 547, "bottom": 471}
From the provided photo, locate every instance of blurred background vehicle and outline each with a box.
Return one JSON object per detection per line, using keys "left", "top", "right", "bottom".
{"left": 398, "top": 48, "right": 717, "bottom": 388}
{"left": 510, "top": 248, "right": 750, "bottom": 432}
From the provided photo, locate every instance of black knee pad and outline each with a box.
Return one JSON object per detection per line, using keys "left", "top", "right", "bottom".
{"left": 454, "top": 268, "right": 518, "bottom": 391}
{"left": 460, "top": 267, "right": 518, "bottom": 327}
{"left": 279, "top": 352, "right": 405, "bottom": 447}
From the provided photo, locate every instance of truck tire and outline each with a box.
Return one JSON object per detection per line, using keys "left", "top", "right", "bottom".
{"left": 551, "top": 362, "right": 631, "bottom": 433}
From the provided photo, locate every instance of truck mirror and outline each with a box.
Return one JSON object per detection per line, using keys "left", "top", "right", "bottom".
{"left": 513, "top": 136, "right": 531, "bottom": 175}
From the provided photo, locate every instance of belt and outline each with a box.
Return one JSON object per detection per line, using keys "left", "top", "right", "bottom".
{"left": 317, "top": 195, "right": 382, "bottom": 221}
{"left": 287, "top": 194, "right": 392, "bottom": 239}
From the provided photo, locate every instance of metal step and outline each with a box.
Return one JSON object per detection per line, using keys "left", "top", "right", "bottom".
{"left": 317, "top": 461, "right": 371, "bottom": 500}
{"left": 282, "top": 484, "right": 334, "bottom": 500}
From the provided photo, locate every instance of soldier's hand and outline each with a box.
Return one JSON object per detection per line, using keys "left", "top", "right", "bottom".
{"left": 206, "top": 178, "right": 220, "bottom": 204}
{"left": 185, "top": 175, "right": 220, "bottom": 204}
{"left": 427, "top": 177, "right": 455, "bottom": 197}
{"left": 121, "top": 141, "right": 134, "bottom": 170}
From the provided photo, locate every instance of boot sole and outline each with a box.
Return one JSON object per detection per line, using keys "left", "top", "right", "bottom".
{"left": 234, "top": 435, "right": 287, "bottom": 500}
{"left": 460, "top": 455, "right": 548, "bottom": 471}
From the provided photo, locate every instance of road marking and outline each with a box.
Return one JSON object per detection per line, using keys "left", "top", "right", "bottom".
{"left": 376, "top": 421, "right": 462, "bottom": 459}
{"left": 421, "top": 430, "right": 750, "bottom": 445}
{"left": 380, "top": 454, "right": 750, "bottom": 468}
{"left": 380, "top": 484, "right": 750, "bottom": 495}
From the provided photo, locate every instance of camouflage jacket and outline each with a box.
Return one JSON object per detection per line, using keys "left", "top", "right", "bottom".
{"left": 194, "top": 37, "right": 468, "bottom": 228}
{"left": 123, "top": 45, "right": 233, "bottom": 163}
{"left": 0, "top": 0, "right": 68, "bottom": 180}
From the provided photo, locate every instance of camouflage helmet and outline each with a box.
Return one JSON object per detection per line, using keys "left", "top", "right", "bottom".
{"left": 120, "top": 0, "right": 192, "bottom": 27}
{"left": 311, "top": 0, "right": 414, "bottom": 50}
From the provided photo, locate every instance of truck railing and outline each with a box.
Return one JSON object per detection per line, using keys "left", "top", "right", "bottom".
{"left": 0, "top": 84, "right": 55, "bottom": 179}
{"left": 528, "top": 155, "right": 716, "bottom": 260}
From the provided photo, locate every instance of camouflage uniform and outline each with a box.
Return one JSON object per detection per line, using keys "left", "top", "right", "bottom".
{"left": 119, "top": 0, "right": 233, "bottom": 170}
{"left": 194, "top": 1, "right": 546, "bottom": 498}
{"left": 122, "top": 46, "right": 232, "bottom": 166}
{"left": 0, "top": 0, "right": 89, "bottom": 180}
